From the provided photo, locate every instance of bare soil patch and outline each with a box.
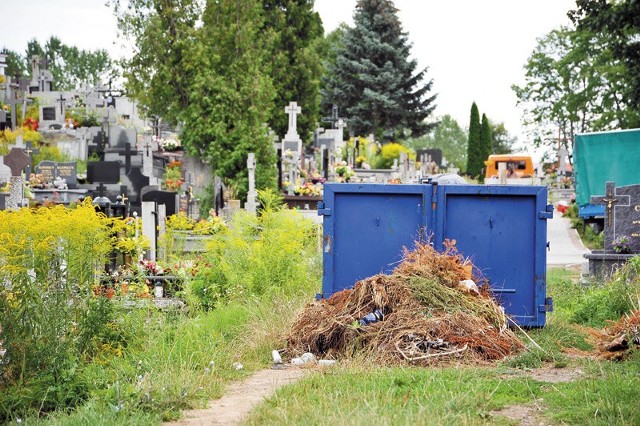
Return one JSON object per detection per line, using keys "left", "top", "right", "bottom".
{"left": 167, "top": 367, "right": 308, "bottom": 425}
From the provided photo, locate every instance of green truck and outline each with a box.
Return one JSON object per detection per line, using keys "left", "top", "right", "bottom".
{"left": 574, "top": 128, "right": 640, "bottom": 225}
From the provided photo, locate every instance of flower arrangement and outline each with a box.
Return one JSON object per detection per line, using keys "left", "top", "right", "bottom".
{"left": 334, "top": 161, "right": 354, "bottom": 182}
{"left": 163, "top": 160, "right": 184, "bottom": 191}
{"left": 294, "top": 181, "right": 322, "bottom": 197}
{"left": 162, "top": 138, "right": 181, "bottom": 151}
{"left": 612, "top": 235, "right": 632, "bottom": 253}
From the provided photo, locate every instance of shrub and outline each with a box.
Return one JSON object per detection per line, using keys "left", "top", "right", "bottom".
{"left": 188, "top": 204, "right": 320, "bottom": 310}
{"left": 373, "top": 142, "right": 415, "bottom": 169}
{"left": 0, "top": 201, "right": 122, "bottom": 419}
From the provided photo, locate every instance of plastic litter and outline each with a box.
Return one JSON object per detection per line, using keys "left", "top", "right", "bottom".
{"left": 272, "top": 350, "right": 283, "bottom": 364}
{"left": 359, "top": 309, "right": 384, "bottom": 326}
{"left": 318, "top": 359, "right": 337, "bottom": 367}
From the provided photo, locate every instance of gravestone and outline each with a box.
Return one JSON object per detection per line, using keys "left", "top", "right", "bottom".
{"left": 34, "top": 161, "right": 78, "bottom": 188}
{"left": 585, "top": 181, "right": 640, "bottom": 278}
{"left": 591, "top": 181, "right": 640, "bottom": 252}
{"left": 4, "top": 147, "right": 30, "bottom": 176}
{"left": 142, "top": 201, "right": 157, "bottom": 261}
{"left": 110, "top": 125, "right": 136, "bottom": 149}
{"left": 39, "top": 106, "right": 60, "bottom": 129}
{"left": 125, "top": 166, "right": 150, "bottom": 204}
{"left": 416, "top": 149, "right": 443, "bottom": 169}
{"left": 0, "top": 158, "right": 11, "bottom": 184}
{"left": 141, "top": 189, "right": 178, "bottom": 217}
{"left": 87, "top": 161, "right": 120, "bottom": 184}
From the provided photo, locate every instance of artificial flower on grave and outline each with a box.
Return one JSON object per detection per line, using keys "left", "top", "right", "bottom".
{"left": 162, "top": 137, "right": 182, "bottom": 151}
{"left": 23, "top": 117, "right": 39, "bottom": 131}
{"left": 294, "top": 181, "right": 322, "bottom": 196}
{"left": 163, "top": 160, "right": 184, "bottom": 191}
{"left": 334, "top": 161, "right": 354, "bottom": 182}
{"left": 139, "top": 259, "right": 164, "bottom": 276}
{"left": 612, "top": 235, "right": 632, "bottom": 254}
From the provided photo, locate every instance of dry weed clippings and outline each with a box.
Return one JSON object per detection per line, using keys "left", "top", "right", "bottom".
{"left": 590, "top": 310, "right": 640, "bottom": 360}
{"left": 286, "top": 241, "right": 524, "bottom": 366}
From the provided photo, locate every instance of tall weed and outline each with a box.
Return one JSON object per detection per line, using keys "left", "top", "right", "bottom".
{"left": 188, "top": 208, "right": 320, "bottom": 310}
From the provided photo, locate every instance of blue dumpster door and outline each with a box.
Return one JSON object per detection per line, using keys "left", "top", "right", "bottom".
{"left": 435, "top": 185, "right": 549, "bottom": 326}
{"left": 320, "top": 184, "right": 431, "bottom": 298}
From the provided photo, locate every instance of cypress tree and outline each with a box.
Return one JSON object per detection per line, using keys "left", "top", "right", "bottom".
{"left": 321, "top": 0, "right": 436, "bottom": 139}
{"left": 466, "top": 102, "right": 481, "bottom": 177}
{"left": 262, "top": 0, "right": 324, "bottom": 144}
{"left": 479, "top": 113, "right": 492, "bottom": 182}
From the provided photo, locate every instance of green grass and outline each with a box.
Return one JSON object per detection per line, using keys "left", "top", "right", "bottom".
{"left": 10, "top": 221, "right": 640, "bottom": 425}
{"left": 246, "top": 365, "right": 545, "bottom": 425}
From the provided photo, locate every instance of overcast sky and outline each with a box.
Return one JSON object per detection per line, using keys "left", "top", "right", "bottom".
{"left": 1, "top": 0, "right": 577, "bottom": 149}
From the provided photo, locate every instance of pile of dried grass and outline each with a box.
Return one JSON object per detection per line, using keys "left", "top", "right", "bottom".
{"left": 590, "top": 310, "right": 640, "bottom": 360}
{"left": 286, "top": 241, "right": 524, "bottom": 365}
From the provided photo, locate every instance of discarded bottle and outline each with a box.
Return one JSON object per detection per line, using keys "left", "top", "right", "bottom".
{"left": 358, "top": 309, "right": 384, "bottom": 326}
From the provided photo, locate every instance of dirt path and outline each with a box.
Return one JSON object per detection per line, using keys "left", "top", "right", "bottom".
{"left": 167, "top": 367, "right": 309, "bottom": 425}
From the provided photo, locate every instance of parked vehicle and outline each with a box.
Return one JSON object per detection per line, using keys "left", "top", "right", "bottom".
{"left": 574, "top": 128, "right": 640, "bottom": 226}
{"left": 484, "top": 154, "right": 540, "bottom": 185}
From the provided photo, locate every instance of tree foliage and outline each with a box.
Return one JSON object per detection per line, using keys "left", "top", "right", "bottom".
{"left": 262, "top": 0, "right": 324, "bottom": 145}
{"left": 405, "top": 114, "right": 467, "bottom": 171}
{"left": 111, "top": 0, "right": 277, "bottom": 201}
{"left": 466, "top": 102, "right": 481, "bottom": 178}
{"left": 512, "top": 25, "right": 639, "bottom": 151}
{"left": 479, "top": 113, "right": 492, "bottom": 182}
{"left": 491, "top": 121, "right": 515, "bottom": 155}
{"left": 4, "top": 37, "right": 114, "bottom": 90}
{"left": 321, "top": 0, "right": 437, "bottom": 139}
{"left": 570, "top": 0, "right": 640, "bottom": 112}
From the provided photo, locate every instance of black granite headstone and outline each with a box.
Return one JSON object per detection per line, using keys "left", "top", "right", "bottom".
{"left": 591, "top": 181, "right": 640, "bottom": 253}
{"left": 87, "top": 161, "right": 120, "bottom": 184}
{"left": 34, "top": 160, "right": 56, "bottom": 182}
{"left": 56, "top": 162, "right": 78, "bottom": 188}
{"left": 141, "top": 189, "right": 178, "bottom": 216}
{"left": 126, "top": 166, "right": 150, "bottom": 203}
{"left": 416, "top": 149, "right": 443, "bottom": 168}
{"left": 42, "top": 107, "right": 56, "bottom": 121}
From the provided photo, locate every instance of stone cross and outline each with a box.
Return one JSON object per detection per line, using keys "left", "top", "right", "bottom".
{"left": 591, "top": 181, "right": 628, "bottom": 228}
{"left": 284, "top": 101, "right": 301, "bottom": 137}
{"left": 322, "top": 104, "right": 348, "bottom": 127}
{"left": 116, "top": 142, "right": 138, "bottom": 174}
{"left": 3, "top": 147, "right": 30, "bottom": 176}
{"left": 245, "top": 153, "right": 257, "bottom": 214}
{"left": 24, "top": 141, "right": 40, "bottom": 176}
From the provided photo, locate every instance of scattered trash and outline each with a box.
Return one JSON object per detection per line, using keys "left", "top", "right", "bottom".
{"left": 290, "top": 357, "right": 304, "bottom": 366}
{"left": 318, "top": 359, "right": 337, "bottom": 367}
{"left": 272, "top": 350, "right": 283, "bottom": 364}
{"left": 458, "top": 279, "right": 480, "bottom": 296}
{"left": 233, "top": 362, "right": 243, "bottom": 370}
{"left": 300, "top": 352, "right": 316, "bottom": 363}
{"left": 286, "top": 241, "right": 523, "bottom": 366}
{"left": 359, "top": 309, "right": 384, "bottom": 326}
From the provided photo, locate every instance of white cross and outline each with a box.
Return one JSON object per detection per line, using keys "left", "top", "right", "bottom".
{"left": 284, "top": 102, "right": 302, "bottom": 134}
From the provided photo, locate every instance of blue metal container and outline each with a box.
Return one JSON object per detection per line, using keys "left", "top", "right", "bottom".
{"left": 318, "top": 183, "right": 553, "bottom": 327}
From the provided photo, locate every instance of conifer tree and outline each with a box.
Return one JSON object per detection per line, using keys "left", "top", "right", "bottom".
{"left": 466, "top": 102, "right": 481, "bottom": 178}
{"left": 321, "top": 0, "right": 436, "bottom": 139}
{"left": 262, "top": 0, "right": 324, "bottom": 144}
{"left": 478, "top": 113, "right": 492, "bottom": 182}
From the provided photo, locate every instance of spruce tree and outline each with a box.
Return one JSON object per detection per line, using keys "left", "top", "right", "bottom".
{"left": 321, "top": 0, "right": 436, "bottom": 139}
{"left": 479, "top": 113, "right": 492, "bottom": 182}
{"left": 466, "top": 102, "right": 481, "bottom": 178}
{"left": 262, "top": 0, "right": 324, "bottom": 144}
